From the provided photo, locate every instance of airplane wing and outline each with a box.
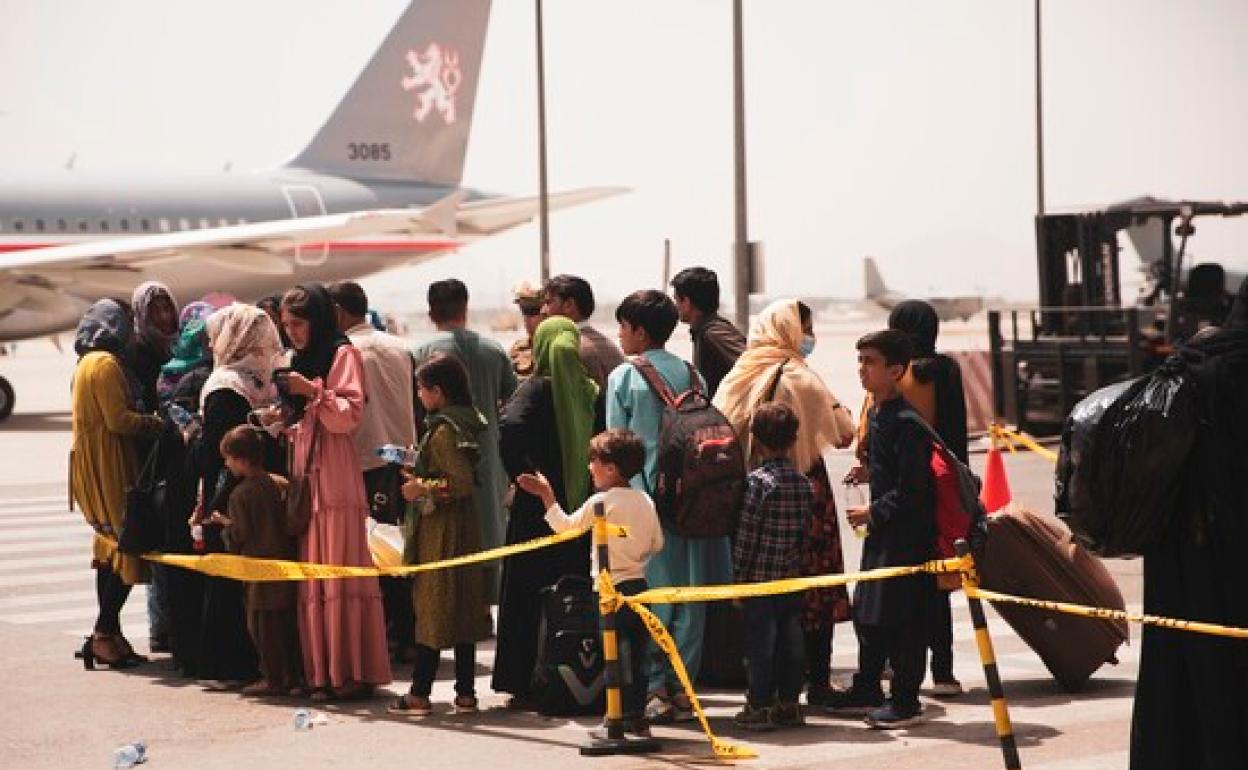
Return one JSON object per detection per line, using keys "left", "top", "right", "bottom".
{"left": 0, "top": 186, "right": 627, "bottom": 313}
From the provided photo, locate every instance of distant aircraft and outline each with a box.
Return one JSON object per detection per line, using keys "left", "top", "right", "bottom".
{"left": 0, "top": 0, "right": 623, "bottom": 420}
{"left": 863, "top": 256, "right": 984, "bottom": 322}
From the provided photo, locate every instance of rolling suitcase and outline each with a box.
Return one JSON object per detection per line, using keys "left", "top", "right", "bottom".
{"left": 978, "top": 508, "right": 1128, "bottom": 692}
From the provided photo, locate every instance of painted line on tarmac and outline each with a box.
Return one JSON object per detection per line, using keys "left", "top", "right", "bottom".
{"left": 0, "top": 590, "right": 96, "bottom": 610}
{"left": 0, "top": 513, "right": 81, "bottom": 526}
{"left": 0, "top": 525, "right": 88, "bottom": 542}
{"left": 0, "top": 569, "right": 94, "bottom": 588}
{"left": 0, "top": 537, "right": 91, "bottom": 555}
{"left": 0, "top": 496, "right": 66, "bottom": 508}
{"left": 5, "top": 604, "right": 147, "bottom": 625}
{"left": 0, "top": 553, "right": 86, "bottom": 572}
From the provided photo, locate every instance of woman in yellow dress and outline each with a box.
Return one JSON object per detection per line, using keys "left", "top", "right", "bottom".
{"left": 70, "top": 299, "right": 163, "bottom": 668}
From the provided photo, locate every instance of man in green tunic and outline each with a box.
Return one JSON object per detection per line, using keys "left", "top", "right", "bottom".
{"left": 412, "top": 279, "right": 518, "bottom": 597}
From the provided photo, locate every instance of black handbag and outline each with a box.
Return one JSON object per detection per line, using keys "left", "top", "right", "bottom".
{"left": 119, "top": 436, "right": 165, "bottom": 555}
{"left": 363, "top": 464, "right": 405, "bottom": 525}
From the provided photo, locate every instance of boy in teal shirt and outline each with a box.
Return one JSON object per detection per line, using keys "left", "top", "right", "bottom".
{"left": 605, "top": 289, "right": 734, "bottom": 723}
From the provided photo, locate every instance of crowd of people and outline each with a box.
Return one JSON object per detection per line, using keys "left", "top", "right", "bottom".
{"left": 68, "top": 267, "right": 982, "bottom": 732}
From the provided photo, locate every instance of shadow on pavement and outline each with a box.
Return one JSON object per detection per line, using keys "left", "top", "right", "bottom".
{"left": 2, "top": 410, "right": 71, "bottom": 432}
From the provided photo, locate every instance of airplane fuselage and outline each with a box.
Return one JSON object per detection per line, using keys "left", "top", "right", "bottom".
{"left": 0, "top": 169, "right": 476, "bottom": 339}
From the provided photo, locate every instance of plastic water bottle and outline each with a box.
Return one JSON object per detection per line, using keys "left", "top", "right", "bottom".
{"left": 168, "top": 403, "right": 198, "bottom": 430}
{"left": 113, "top": 741, "right": 146, "bottom": 768}
{"left": 293, "top": 708, "right": 313, "bottom": 731}
{"left": 191, "top": 524, "right": 205, "bottom": 553}
{"left": 375, "top": 444, "right": 418, "bottom": 466}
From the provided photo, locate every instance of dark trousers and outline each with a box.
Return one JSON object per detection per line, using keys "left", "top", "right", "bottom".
{"left": 410, "top": 643, "right": 476, "bottom": 698}
{"left": 381, "top": 577, "right": 416, "bottom": 651}
{"left": 804, "top": 624, "right": 834, "bottom": 692}
{"left": 927, "top": 589, "right": 954, "bottom": 681}
{"left": 94, "top": 566, "right": 133, "bottom": 635}
{"left": 742, "top": 593, "right": 806, "bottom": 707}
{"left": 609, "top": 579, "right": 649, "bottom": 721}
{"left": 853, "top": 621, "right": 927, "bottom": 711}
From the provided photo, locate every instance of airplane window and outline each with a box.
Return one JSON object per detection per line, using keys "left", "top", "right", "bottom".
{"left": 237, "top": 218, "right": 248, "bottom": 225}
{"left": 198, "top": 218, "right": 210, "bottom": 229}
{"left": 218, "top": 218, "right": 229, "bottom": 227}
{"left": 120, "top": 219, "right": 130, "bottom": 231}
{"left": 57, "top": 219, "right": 67, "bottom": 231}
{"left": 158, "top": 218, "right": 170, "bottom": 233}
{"left": 99, "top": 221, "right": 109, "bottom": 232}
{"left": 13, "top": 220, "right": 23, "bottom": 232}
{"left": 35, "top": 219, "right": 45, "bottom": 232}
{"left": 178, "top": 218, "right": 190, "bottom": 231}
{"left": 78, "top": 220, "right": 89, "bottom": 232}
{"left": 140, "top": 219, "right": 151, "bottom": 232}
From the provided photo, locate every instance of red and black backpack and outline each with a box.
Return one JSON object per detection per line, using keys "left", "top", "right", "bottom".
{"left": 630, "top": 357, "right": 746, "bottom": 538}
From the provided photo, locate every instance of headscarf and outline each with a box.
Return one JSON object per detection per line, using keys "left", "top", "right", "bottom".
{"left": 713, "top": 299, "right": 854, "bottom": 474}
{"left": 288, "top": 283, "right": 349, "bottom": 382}
{"left": 533, "top": 316, "right": 599, "bottom": 509}
{"left": 201, "top": 303, "right": 282, "bottom": 408}
{"left": 131, "top": 281, "right": 179, "bottom": 358}
{"left": 179, "top": 300, "right": 215, "bottom": 327}
{"left": 888, "top": 300, "right": 938, "bottom": 356}
{"left": 74, "top": 298, "right": 133, "bottom": 357}
{"left": 160, "top": 318, "right": 210, "bottom": 378}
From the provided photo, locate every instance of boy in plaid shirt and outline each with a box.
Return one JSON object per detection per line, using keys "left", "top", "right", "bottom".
{"left": 732, "top": 402, "right": 812, "bottom": 730}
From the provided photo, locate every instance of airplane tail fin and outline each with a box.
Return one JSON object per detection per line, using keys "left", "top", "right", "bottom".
{"left": 286, "top": 0, "right": 492, "bottom": 185}
{"left": 864, "top": 256, "right": 887, "bottom": 299}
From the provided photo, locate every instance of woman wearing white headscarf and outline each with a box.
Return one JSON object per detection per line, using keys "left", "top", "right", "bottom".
{"left": 713, "top": 299, "right": 856, "bottom": 704}
{"left": 184, "top": 303, "right": 283, "bottom": 684}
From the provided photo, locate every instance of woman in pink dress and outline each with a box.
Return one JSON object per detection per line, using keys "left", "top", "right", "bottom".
{"left": 279, "top": 283, "right": 392, "bottom": 699}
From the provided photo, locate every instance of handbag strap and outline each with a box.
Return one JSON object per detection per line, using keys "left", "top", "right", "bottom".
{"left": 763, "top": 360, "right": 789, "bottom": 403}
{"left": 293, "top": 419, "right": 321, "bottom": 478}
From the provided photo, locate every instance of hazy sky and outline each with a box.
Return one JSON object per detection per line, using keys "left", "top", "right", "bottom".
{"left": 3, "top": 0, "right": 1247, "bottom": 310}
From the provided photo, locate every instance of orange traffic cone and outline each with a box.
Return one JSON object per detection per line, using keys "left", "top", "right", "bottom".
{"left": 980, "top": 439, "right": 1012, "bottom": 514}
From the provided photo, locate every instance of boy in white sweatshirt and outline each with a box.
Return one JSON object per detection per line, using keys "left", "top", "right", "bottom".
{"left": 518, "top": 428, "right": 664, "bottom": 735}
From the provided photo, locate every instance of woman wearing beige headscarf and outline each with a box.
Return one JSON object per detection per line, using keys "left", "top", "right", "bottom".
{"left": 714, "top": 299, "right": 855, "bottom": 705}
{"left": 185, "top": 303, "right": 283, "bottom": 684}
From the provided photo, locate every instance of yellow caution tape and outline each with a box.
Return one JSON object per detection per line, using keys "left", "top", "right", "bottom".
{"left": 966, "top": 585, "right": 1248, "bottom": 640}
{"left": 598, "top": 571, "right": 757, "bottom": 761}
{"left": 990, "top": 423, "right": 1058, "bottom": 463}
{"left": 94, "top": 523, "right": 630, "bottom": 582}
{"left": 622, "top": 557, "right": 970, "bottom": 606}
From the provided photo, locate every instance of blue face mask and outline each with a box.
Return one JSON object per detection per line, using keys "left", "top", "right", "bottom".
{"left": 799, "top": 334, "right": 816, "bottom": 357}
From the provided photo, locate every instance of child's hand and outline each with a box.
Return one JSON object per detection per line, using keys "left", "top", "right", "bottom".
{"left": 400, "top": 470, "right": 426, "bottom": 502}
{"left": 845, "top": 505, "right": 871, "bottom": 528}
{"left": 207, "top": 511, "right": 232, "bottom": 528}
{"left": 516, "top": 472, "right": 556, "bottom": 509}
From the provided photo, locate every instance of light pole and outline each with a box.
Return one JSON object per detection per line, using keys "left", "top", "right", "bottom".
{"left": 1034, "top": 0, "right": 1045, "bottom": 217}
{"left": 731, "top": 0, "right": 750, "bottom": 331}
{"left": 536, "top": 0, "right": 552, "bottom": 282}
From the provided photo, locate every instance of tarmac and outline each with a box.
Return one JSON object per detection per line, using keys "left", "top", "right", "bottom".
{"left": 0, "top": 333, "right": 1143, "bottom": 769}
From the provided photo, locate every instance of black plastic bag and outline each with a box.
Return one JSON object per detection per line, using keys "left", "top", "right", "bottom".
{"left": 1057, "top": 368, "right": 1195, "bottom": 557}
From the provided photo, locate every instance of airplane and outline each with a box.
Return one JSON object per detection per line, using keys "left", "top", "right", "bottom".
{"left": 0, "top": 0, "right": 624, "bottom": 421}
{"left": 863, "top": 256, "right": 985, "bottom": 322}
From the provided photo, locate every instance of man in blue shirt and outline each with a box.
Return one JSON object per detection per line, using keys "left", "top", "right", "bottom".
{"left": 605, "top": 289, "right": 733, "bottom": 724}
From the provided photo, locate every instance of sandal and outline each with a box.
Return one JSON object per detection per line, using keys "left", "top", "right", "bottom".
{"left": 241, "top": 681, "right": 284, "bottom": 697}
{"left": 332, "top": 682, "right": 374, "bottom": 701}
{"left": 387, "top": 694, "right": 433, "bottom": 717}
{"left": 453, "top": 695, "right": 479, "bottom": 714}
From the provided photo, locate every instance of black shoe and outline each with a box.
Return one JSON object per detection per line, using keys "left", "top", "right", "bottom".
{"left": 865, "top": 701, "right": 924, "bottom": 729}
{"left": 823, "top": 686, "right": 885, "bottom": 716}
{"left": 733, "top": 703, "right": 775, "bottom": 732}
{"left": 772, "top": 702, "right": 804, "bottom": 728}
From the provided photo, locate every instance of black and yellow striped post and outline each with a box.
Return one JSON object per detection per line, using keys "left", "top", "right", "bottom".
{"left": 955, "top": 539, "right": 1022, "bottom": 770}
{"left": 580, "top": 501, "right": 660, "bottom": 756}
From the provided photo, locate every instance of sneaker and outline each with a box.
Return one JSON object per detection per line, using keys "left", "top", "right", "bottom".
{"left": 772, "top": 702, "right": 805, "bottom": 728}
{"left": 733, "top": 703, "right": 775, "bottom": 732}
{"left": 823, "top": 686, "right": 885, "bottom": 716}
{"left": 930, "top": 678, "right": 964, "bottom": 698}
{"left": 644, "top": 693, "right": 676, "bottom": 724}
{"left": 865, "top": 701, "right": 924, "bottom": 730}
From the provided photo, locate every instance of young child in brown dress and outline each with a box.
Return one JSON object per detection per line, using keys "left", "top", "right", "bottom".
{"left": 210, "top": 425, "right": 303, "bottom": 696}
